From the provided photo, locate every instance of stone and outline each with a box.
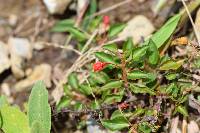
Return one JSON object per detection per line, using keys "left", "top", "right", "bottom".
{"left": 8, "top": 37, "right": 32, "bottom": 78}
{"left": 14, "top": 64, "right": 52, "bottom": 91}
{"left": 188, "top": 121, "right": 199, "bottom": 133}
{"left": 119, "top": 15, "right": 155, "bottom": 44}
{"left": 0, "top": 41, "right": 10, "bottom": 74}
{"left": 43, "top": 0, "right": 72, "bottom": 14}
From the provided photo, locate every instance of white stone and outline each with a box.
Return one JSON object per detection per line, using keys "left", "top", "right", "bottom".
{"left": 14, "top": 64, "right": 52, "bottom": 91}
{"left": 119, "top": 15, "right": 155, "bottom": 44}
{"left": 188, "top": 121, "right": 199, "bottom": 133}
{"left": 77, "top": 0, "right": 88, "bottom": 14}
{"left": 0, "top": 41, "right": 10, "bottom": 74}
{"left": 9, "top": 37, "right": 32, "bottom": 59}
{"left": 43, "top": 0, "right": 72, "bottom": 14}
{"left": 8, "top": 37, "right": 32, "bottom": 78}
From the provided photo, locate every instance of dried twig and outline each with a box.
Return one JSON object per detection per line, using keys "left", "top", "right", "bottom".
{"left": 181, "top": 0, "right": 200, "bottom": 45}
{"left": 42, "top": 42, "right": 82, "bottom": 55}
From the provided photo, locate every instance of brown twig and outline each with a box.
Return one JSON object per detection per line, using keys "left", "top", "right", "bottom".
{"left": 181, "top": 0, "right": 200, "bottom": 45}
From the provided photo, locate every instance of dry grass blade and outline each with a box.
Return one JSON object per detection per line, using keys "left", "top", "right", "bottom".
{"left": 181, "top": 0, "right": 200, "bottom": 45}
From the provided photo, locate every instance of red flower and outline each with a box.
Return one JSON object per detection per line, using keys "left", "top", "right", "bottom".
{"left": 118, "top": 102, "right": 129, "bottom": 110}
{"left": 103, "top": 15, "right": 110, "bottom": 27}
{"left": 93, "top": 62, "right": 107, "bottom": 72}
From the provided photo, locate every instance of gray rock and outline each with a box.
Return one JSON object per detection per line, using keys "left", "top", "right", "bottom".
{"left": 0, "top": 41, "right": 10, "bottom": 74}
{"left": 119, "top": 15, "right": 155, "bottom": 44}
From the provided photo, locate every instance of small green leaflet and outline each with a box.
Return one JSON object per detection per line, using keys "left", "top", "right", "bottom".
{"left": 51, "top": 19, "right": 75, "bottom": 32}
{"left": 127, "top": 70, "right": 156, "bottom": 81}
{"left": 28, "top": 81, "right": 51, "bottom": 133}
{"left": 159, "top": 59, "right": 184, "bottom": 70}
{"left": 68, "top": 73, "right": 79, "bottom": 89}
{"left": 90, "top": 72, "right": 109, "bottom": 84}
{"left": 52, "top": 25, "right": 88, "bottom": 41}
{"left": 109, "top": 23, "right": 126, "bottom": 38}
{"left": 148, "top": 39, "right": 159, "bottom": 65}
{"left": 103, "top": 90, "right": 124, "bottom": 104}
{"left": 79, "top": 83, "right": 93, "bottom": 95}
{"left": 95, "top": 52, "right": 119, "bottom": 64}
{"left": 101, "top": 80, "right": 123, "bottom": 91}
{"left": 132, "top": 46, "right": 149, "bottom": 62}
{"left": 130, "top": 83, "right": 155, "bottom": 95}
{"left": 103, "top": 43, "right": 118, "bottom": 53}
{"left": 123, "top": 38, "right": 134, "bottom": 57}
{"left": 175, "top": 105, "right": 188, "bottom": 117}
{"left": 56, "top": 96, "right": 71, "bottom": 111}
{"left": 101, "top": 116, "right": 129, "bottom": 131}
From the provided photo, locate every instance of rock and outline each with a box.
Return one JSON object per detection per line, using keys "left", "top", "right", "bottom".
{"left": 8, "top": 14, "right": 18, "bottom": 26}
{"left": 43, "top": 0, "right": 72, "bottom": 14}
{"left": 119, "top": 15, "right": 155, "bottom": 44}
{"left": 0, "top": 41, "right": 10, "bottom": 74}
{"left": 33, "top": 42, "right": 45, "bottom": 50}
{"left": 51, "top": 33, "right": 66, "bottom": 45}
{"left": 8, "top": 37, "right": 32, "bottom": 78}
{"left": 14, "top": 64, "right": 52, "bottom": 92}
{"left": 77, "top": 0, "right": 88, "bottom": 14}
{"left": 1, "top": 83, "right": 10, "bottom": 96}
{"left": 188, "top": 121, "right": 199, "bottom": 133}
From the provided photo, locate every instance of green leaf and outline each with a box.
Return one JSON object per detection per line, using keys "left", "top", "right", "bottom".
{"left": 31, "top": 121, "right": 45, "bottom": 133}
{"left": 95, "top": 52, "right": 119, "bottom": 64}
{"left": 143, "top": 14, "right": 181, "bottom": 48}
{"left": 0, "top": 105, "right": 30, "bottom": 133}
{"left": 109, "top": 23, "right": 126, "bottom": 37}
{"left": 138, "top": 122, "right": 152, "bottom": 133}
{"left": 56, "top": 96, "right": 71, "bottom": 111}
{"left": 123, "top": 38, "right": 134, "bottom": 57}
{"left": 131, "top": 108, "right": 145, "bottom": 119}
{"left": 90, "top": 72, "right": 109, "bottom": 84}
{"left": 101, "top": 80, "right": 123, "bottom": 91}
{"left": 166, "top": 83, "right": 179, "bottom": 97}
{"left": 192, "top": 58, "right": 200, "bottom": 68}
{"left": 67, "top": 27, "right": 88, "bottom": 41}
{"left": 51, "top": 19, "right": 75, "bottom": 32}
{"left": 53, "top": 26, "right": 88, "bottom": 41}
{"left": 132, "top": 46, "right": 149, "bottom": 62}
{"left": 127, "top": 70, "right": 156, "bottom": 81}
{"left": 175, "top": 105, "right": 188, "bottom": 117}
{"left": 165, "top": 73, "right": 177, "bottom": 80}
{"left": 148, "top": 39, "right": 159, "bottom": 65}
{"left": 103, "top": 43, "right": 118, "bottom": 53}
{"left": 110, "top": 110, "right": 124, "bottom": 120}
{"left": 68, "top": 73, "right": 79, "bottom": 89}
{"left": 101, "top": 117, "right": 129, "bottom": 131}
{"left": 28, "top": 81, "right": 51, "bottom": 133}
{"left": 74, "top": 102, "right": 83, "bottom": 111}
{"left": 159, "top": 59, "right": 184, "bottom": 70}
{"left": 82, "top": 0, "right": 97, "bottom": 30}
{"left": 103, "top": 90, "right": 124, "bottom": 104}
{"left": 130, "top": 84, "right": 155, "bottom": 95}
{"left": 79, "top": 83, "right": 93, "bottom": 95}
{"left": 90, "top": 100, "right": 100, "bottom": 110}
